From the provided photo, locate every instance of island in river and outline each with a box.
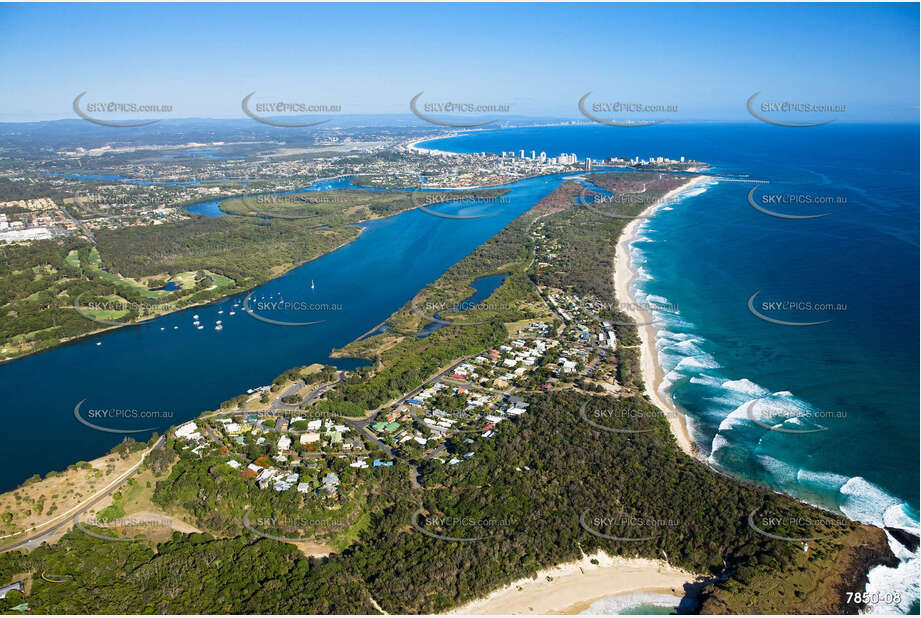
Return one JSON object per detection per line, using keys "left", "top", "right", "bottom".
{"left": 0, "top": 170, "right": 900, "bottom": 615}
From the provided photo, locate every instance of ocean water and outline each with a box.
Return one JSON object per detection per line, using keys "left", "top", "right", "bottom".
{"left": 424, "top": 124, "right": 920, "bottom": 612}
{"left": 580, "top": 592, "right": 689, "bottom": 615}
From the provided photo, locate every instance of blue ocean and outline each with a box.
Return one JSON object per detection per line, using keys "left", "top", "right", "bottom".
{"left": 424, "top": 123, "right": 919, "bottom": 613}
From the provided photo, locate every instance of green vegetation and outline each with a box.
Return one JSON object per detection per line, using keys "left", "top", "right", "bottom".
{"left": 328, "top": 184, "right": 558, "bottom": 413}
{"left": 92, "top": 214, "right": 355, "bottom": 283}
{"left": 0, "top": 236, "right": 244, "bottom": 360}
{"left": 0, "top": 384, "right": 883, "bottom": 614}
{"left": 0, "top": 175, "right": 893, "bottom": 614}
{"left": 149, "top": 441, "right": 388, "bottom": 544}
{"left": 0, "top": 185, "right": 510, "bottom": 363}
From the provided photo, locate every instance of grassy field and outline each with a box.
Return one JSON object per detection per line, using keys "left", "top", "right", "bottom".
{"left": 0, "top": 448, "right": 145, "bottom": 549}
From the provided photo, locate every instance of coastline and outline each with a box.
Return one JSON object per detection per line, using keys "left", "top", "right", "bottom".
{"left": 406, "top": 133, "right": 466, "bottom": 156}
{"left": 445, "top": 551, "right": 696, "bottom": 615}
{"left": 7, "top": 134, "right": 913, "bottom": 612}
{"left": 607, "top": 178, "right": 920, "bottom": 613}
{"left": 1, "top": 173, "right": 435, "bottom": 366}
{"left": 612, "top": 176, "right": 712, "bottom": 459}
{"left": 0, "top": 228, "right": 365, "bottom": 367}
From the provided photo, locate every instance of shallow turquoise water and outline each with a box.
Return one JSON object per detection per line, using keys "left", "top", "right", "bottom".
{"left": 426, "top": 123, "right": 920, "bottom": 611}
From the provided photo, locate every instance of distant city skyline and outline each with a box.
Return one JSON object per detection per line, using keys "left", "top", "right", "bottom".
{"left": 0, "top": 3, "right": 918, "bottom": 123}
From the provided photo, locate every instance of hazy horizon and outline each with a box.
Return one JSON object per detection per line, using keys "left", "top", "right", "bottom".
{"left": 1, "top": 3, "right": 917, "bottom": 123}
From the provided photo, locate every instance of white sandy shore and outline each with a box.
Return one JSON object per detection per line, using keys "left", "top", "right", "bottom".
{"left": 406, "top": 135, "right": 463, "bottom": 156}
{"left": 439, "top": 176, "right": 710, "bottom": 617}
{"left": 613, "top": 176, "right": 712, "bottom": 459}
{"left": 409, "top": 132, "right": 707, "bottom": 458}
{"left": 445, "top": 551, "right": 696, "bottom": 615}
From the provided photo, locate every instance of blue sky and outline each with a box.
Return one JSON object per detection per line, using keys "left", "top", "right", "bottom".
{"left": 0, "top": 2, "right": 918, "bottom": 122}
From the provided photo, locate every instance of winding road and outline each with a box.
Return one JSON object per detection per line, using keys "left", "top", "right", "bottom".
{"left": 0, "top": 436, "right": 165, "bottom": 554}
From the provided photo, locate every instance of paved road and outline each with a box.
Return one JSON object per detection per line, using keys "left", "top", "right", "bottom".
{"left": 58, "top": 202, "right": 96, "bottom": 244}
{"left": 269, "top": 380, "right": 306, "bottom": 412}
{"left": 207, "top": 374, "right": 342, "bottom": 422}
{"left": 581, "top": 345, "right": 607, "bottom": 376}
{"left": 339, "top": 416, "right": 422, "bottom": 488}
{"left": 0, "top": 436, "right": 165, "bottom": 554}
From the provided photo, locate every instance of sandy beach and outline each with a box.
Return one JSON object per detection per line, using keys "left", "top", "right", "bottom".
{"left": 439, "top": 176, "right": 710, "bottom": 617}
{"left": 613, "top": 176, "right": 712, "bottom": 459}
{"left": 406, "top": 135, "right": 461, "bottom": 156}
{"left": 446, "top": 551, "right": 696, "bottom": 615}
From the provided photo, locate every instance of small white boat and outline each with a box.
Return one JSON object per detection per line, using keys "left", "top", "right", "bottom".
{"left": 229, "top": 311, "right": 236, "bottom": 316}
{"left": 96, "top": 342, "right": 102, "bottom": 346}
{"left": 215, "top": 325, "right": 223, "bottom": 331}
{"left": 216, "top": 320, "right": 222, "bottom": 325}
{"left": 197, "top": 325, "right": 204, "bottom": 330}
{"left": 173, "top": 326, "right": 179, "bottom": 330}
{"left": 218, "top": 310, "right": 224, "bottom": 314}
{"left": 311, "top": 280, "right": 315, "bottom": 289}
{"left": 193, "top": 314, "right": 199, "bottom": 320}
{"left": 160, "top": 327, "right": 165, "bottom": 331}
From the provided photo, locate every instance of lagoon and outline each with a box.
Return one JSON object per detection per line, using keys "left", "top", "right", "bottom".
{"left": 0, "top": 173, "right": 564, "bottom": 492}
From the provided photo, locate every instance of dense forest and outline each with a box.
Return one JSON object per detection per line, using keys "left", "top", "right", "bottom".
{"left": 0, "top": 387, "right": 885, "bottom": 614}
{"left": 94, "top": 215, "right": 355, "bottom": 281}
{"left": 0, "top": 174, "right": 894, "bottom": 615}
{"left": 0, "top": 186, "right": 510, "bottom": 361}
{"left": 218, "top": 188, "right": 507, "bottom": 222}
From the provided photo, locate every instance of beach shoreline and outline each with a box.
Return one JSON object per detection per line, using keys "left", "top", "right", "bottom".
{"left": 613, "top": 176, "right": 712, "bottom": 459}
{"left": 406, "top": 134, "right": 465, "bottom": 156}
{"left": 437, "top": 175, "right": 710, "bottom": 617}
{"left": 445, "top": 551, "right": 697, "bottom": 615}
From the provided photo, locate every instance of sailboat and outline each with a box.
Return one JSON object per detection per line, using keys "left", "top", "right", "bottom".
{"left": 311, "top": 279, "right": 315, "bottom": 290}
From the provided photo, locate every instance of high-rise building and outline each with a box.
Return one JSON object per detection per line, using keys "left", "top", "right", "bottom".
{"left": 584, "top": 158, "right": 592, "bottom": 171}
{"left": 530, "top": 150, "right": 536, "bottom": 160}
{"left": 519, "top": 149, "right": 525, "bottom": 159}
{"left": 539, "top": 151, "right": 547, "bottom": 162}
{"left": 558, "top": 153, "right": 577, "bottom": 165}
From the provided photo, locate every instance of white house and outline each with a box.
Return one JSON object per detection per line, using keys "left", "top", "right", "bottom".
{"left": 175, "top": 421, "right": 201, "bottom": 441}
